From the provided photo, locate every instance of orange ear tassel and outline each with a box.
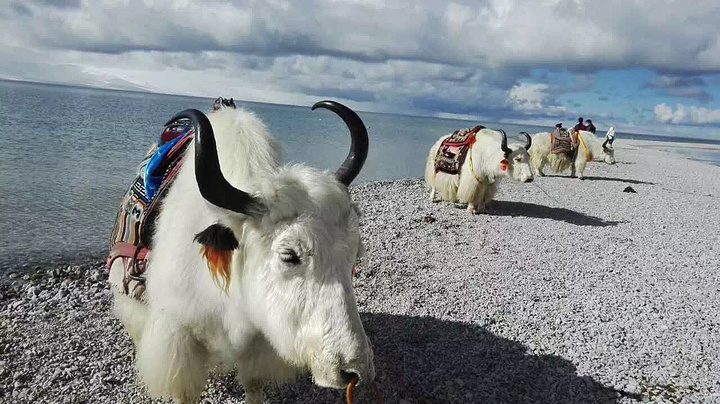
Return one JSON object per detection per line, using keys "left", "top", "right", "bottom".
{"left": 194, "top": 223, "right": 239, "bottom": 293}
{"left": 200, "top": 246, "right": 233, "bottom": 292}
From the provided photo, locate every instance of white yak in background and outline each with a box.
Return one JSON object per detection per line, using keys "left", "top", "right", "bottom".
{"left": 529, "top": 127, "right": 616, "bottom": 179}
{"left": 109, "top": 100, "right": 374, "bottom": 404}
{"left": 425, "top": 128, "right": 534, "bottom": 214}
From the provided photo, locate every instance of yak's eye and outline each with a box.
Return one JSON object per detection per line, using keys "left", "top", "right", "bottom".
{"left": 514, "top": 156, "right": 522, "bottom": 162}
{"left": 279, "top": 248, "right": 301, "bottom": 265}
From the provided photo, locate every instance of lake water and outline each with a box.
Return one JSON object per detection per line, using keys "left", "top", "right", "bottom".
{"left": 1, "top": 79, "right": 719, "bottom": 271}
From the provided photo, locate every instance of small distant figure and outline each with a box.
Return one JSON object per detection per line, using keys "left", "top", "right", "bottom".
{"left": 585, "top": 119, "right": 596, "bottom": 134}
{"left": 555, "top": 122, "right": 563, "bottom": 129}
{"left": 573, "top": 117, "right": 587, "bottom": 131}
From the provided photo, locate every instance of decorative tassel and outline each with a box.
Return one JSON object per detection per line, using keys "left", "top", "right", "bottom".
{"left": 499, "top": 159, "right": 509, "bottom": 171}
{"left": 194, "top": 224, "right": 239, "bottom": 293}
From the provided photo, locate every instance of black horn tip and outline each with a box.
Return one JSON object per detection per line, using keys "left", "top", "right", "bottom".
{"left": 521, "top": 131, "right": 532, "bottom": 150}
{"left": 500, "top": 129, "right": 512, "bottom": 158}
{"left": 165, "top": 108, "right": 207, "bottom": 127}
{"left": 312, "top": 100, "right": 342, "bottom": 112}
{"left": 311, "top": 100, "right": 369, "bottom": 186}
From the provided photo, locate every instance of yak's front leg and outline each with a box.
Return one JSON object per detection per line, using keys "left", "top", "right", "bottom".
{"left": 241, "top": 380, "right": 265, "bottom": 404}
{"left": 237, "top": 336, "right": 298, "bottom": 404}
{"left": 574, "top": 158, "right": 587, "bottom": 180}
{"left": 467, "top": 201, "right": 485, "bottom": 214}
{"left": 429, "top": 187, "right": 438, "bottom": 202}
{"left": 135, "top": 312, "right": 209, "bottom": 403}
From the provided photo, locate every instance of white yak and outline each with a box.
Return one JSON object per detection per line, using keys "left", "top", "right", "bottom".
{"left": 425, "top": 128, "right": 534, "bottom": 214}
{"left": 108, "top": 100, "right": 374, "bottom": 404}
{"left": 529, "top": 127, "right": 616, "bottom": 179}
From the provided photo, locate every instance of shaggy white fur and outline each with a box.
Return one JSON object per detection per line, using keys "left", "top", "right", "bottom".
{"left": 110, "top": 106, "right": 374, "bottom": 404}
{"left": 528, "top": 128, "right": 616, "bottom": 179}
{"left": 424, "top": 129, "right": 534, "bottom": 214}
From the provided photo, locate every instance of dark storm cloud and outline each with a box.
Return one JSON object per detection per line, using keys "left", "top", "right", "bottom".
{"left": 6, "top": 1, "right": 720, "bottom": 73}
{"left": 1, "top": 0, "right": 719, "bottom": 129}
{"left": 30, "top": 0, "right": 81, "bottom": 8}
{"left": 645, "top": 75, "right": 713, "bottom": 103}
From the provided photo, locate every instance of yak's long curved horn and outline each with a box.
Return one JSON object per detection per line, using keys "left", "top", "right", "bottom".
{"left": 312, "top": 100, "right": 369, "bottom": 186}
{"left": 166, "top": 109, "right": 266, "bottom": 216}
{"left": 520, "top": 131, "right": 532, "bottom": 151}
{"left": 500, "top": 129, "right": 512, "bottom": 158}
{"left": 602, "top": 138, "right": 610, "bottom": 149}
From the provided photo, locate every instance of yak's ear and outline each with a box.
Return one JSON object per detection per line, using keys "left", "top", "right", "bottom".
{"left": 194, "top": 223, "right": 239, "bottom": 293}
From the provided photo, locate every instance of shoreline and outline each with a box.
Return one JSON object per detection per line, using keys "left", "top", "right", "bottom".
{"left": 2, "top": 136, "right": 720, "bottom": 274}
{"left": 2, "top": 143, "right": 720, "bottom": 402}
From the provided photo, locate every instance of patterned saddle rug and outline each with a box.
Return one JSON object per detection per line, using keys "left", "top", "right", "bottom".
{"left": 550, "top": 127, "right": 577, "bottom": 155}
{"left": 106, "top": 113, "right": 196, "bottom": 300}
{"left": 434, "top": 125, "right": 484, "bottom": 175}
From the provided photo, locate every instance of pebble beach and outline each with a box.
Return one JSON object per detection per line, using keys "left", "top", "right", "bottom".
{"left": 1, "top": 140, "right": 720, "bottom": 403}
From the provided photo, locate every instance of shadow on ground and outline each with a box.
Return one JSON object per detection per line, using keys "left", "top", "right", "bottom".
{"left": 543, "top": 174, "right": 654, "bottom": 185}
{"left": 582, "top": 176, "right": 655, "bottom": 185}
{"left": 491, "top": 201, "right": 624, "bottom": 227}
{"left": 260, "top": 313, "right": 641, "bottom": 403}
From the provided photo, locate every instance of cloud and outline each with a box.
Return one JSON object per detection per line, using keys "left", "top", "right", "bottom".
{"left": 654, "top": 103, "right": 720, "bottom": 125}
{"left": 1, "top": 0, "right": 719, "bottom": 134}
{"left": 665, "top": 88, "right": 712, "bottom": 104}
{"left": 29, "top": 0, "right": 81, "bottom": 8}
{"left": 645, "top": 74, "right": 713, "bottom": 103}
{"left": 509, "top": 82, "right": 567, "bottom": 116}
{"left": 647, "top": 75, "right": 705, "bottom": 89}
{"left": 3, "top": 1, "right": 720, "bottom": 73}
{"left": 510, "top": 83, "right": 549, "bottom": 111}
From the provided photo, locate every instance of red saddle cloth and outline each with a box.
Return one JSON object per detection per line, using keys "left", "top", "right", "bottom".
{"left": 434, "top": 125, "right": 484, "bottom": 175}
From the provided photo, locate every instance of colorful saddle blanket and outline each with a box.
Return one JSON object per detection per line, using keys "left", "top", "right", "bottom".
{"left": 550, "top": 128, "right": 577, "bottom": 155}
{"left": 106, "top": 118, "right": 194, "bottom": 299}
{"left": 434, "top": 125, "right": 484, "bottom": 175}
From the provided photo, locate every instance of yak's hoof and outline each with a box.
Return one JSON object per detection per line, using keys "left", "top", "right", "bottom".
{"left": 467, "top": 206, "right": 485, "bottom": 215}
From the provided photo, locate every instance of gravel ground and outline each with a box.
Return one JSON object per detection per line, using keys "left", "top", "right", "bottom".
{"left": 2, "top": 140, "right": 720, "bottom": 403}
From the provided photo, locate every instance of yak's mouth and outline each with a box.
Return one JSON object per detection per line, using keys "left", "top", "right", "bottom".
{"left": 341, "top": 370, "right": 360, "bottom": 384}
{"left": 312, "top": 363, "right": 374, "bottom": 390}
{"left": 345, "top": 372, "right": 383, "bottom": 404}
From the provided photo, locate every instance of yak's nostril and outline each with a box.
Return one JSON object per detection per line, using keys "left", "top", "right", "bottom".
{"left": 341, "top": 370, "right": 359, "bottom": 385}
{"left": 526, "top": 178, "right": 534, "bottom": 183}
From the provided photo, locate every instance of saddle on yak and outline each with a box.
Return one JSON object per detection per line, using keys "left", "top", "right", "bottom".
{"left": 106, "top": 98, "right": 238, "bottom": 300}
{"left": 550, "top": 127, "right": 578, "bottom": 156}
{"left": 434, "top": 125, "right": 485, "bottom": 175}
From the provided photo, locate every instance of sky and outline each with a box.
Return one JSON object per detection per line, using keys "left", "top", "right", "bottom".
{"left": 2, "top": 0, "right": 720, "bottom": 139}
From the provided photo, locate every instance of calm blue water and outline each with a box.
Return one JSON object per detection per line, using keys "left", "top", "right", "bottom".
{"left": 1, "top": 79, "right": 719, "bottom": 271}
